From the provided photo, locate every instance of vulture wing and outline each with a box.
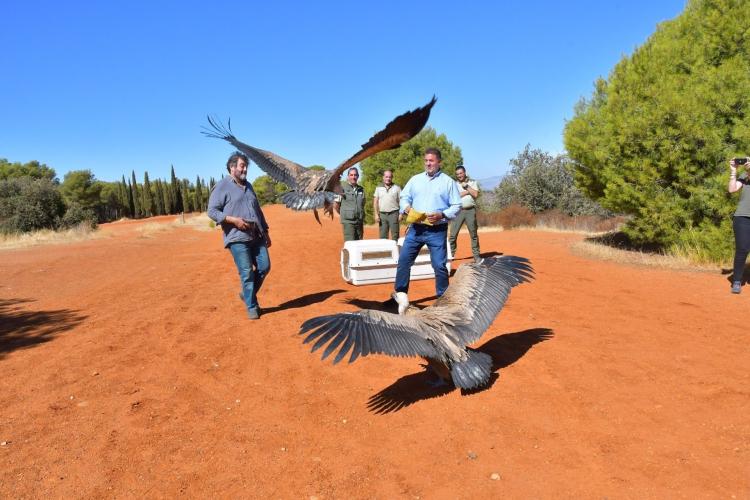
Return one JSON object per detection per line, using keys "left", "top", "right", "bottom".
{"left": 299, "top": 309, "right": 441, "bottom": 364}
{"left": 322, "top": 96, "right": 437, "bottom": 192}
{"left": 202, "top": 116, "right": 307, "bottom": 189}
{"left": 423, "top": 256, "right": 534, "bottom": 346}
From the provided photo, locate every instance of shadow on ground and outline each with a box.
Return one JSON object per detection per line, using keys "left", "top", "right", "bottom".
{"left": 0, "top": 298, "right": 87, "bottom": 360}
{"left": 366, "top": 328, "right": 554, "bottom": 414}
{"left": 262, "top": 289, "right": 346, "bottom": 315}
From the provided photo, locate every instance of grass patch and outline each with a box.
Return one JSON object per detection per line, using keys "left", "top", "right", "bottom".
{"left": 0, "top": 223, "right": 103, "bottom": 250}
{"left": 138, "top": 213, "right": 216, "bottom": 237}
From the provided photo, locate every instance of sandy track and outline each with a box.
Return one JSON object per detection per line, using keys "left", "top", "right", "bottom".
{"left": 1, "top": 205, "right": 747, "bottom": 498}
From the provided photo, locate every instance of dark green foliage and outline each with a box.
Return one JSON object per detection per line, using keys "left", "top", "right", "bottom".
{"left": 0, "top": 159, "right": 57, "bottom": 181}
{"left": 60, "top": 202, "right": 97, "bottom": 229}
{"left": 97, "top": 181, "right": 126, "bottom": 221}
{"left": 563, "top": 0, "right": 750, "bottom": 258}
{"left": 359, "top": 127, "right": 463, "bottom": 223}
{"left": 153, "top": 179, "right": 165, "bottom": 215}
{"left": 60, "top": 170, "right": 102, "bottom": 211}
{"left": 131, "top": 171, "right": 142, "bottom": 218}
{"left": 0, "top": 177, "right": 65, "bottom": 233}
{"left": 195, "top": 176, "right": 204, "bottom": 212}
{"left": 142, "top": 172, "right": 154, "bottom": 217}
{"left": 493, "top": 145, "right": 610, "bottom": 216}
{"left": 170, "top": 166, "right": 183, "bottom": 213}
{"left": 252, "top": 175, "right": 289, "bottom": 205}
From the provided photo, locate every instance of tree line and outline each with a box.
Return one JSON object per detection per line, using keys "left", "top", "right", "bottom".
{"left": 0, "top": 158, "right": 216, "bottom": 234}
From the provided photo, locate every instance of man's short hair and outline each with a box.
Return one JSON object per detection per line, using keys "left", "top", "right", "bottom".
{"left": 455, "top": 165, "right": 466, "bottom": 173}
{"left": 424, "top": 147, "right": 442, "bottom": 160}
{"left": 226, "top": 151, "right": 249, "bottom": 172}
{"left": 347, "top": 167, "right": 359, "bottom": 176}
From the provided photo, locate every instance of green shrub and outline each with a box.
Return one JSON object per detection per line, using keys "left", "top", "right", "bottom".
{"left": 0, "top": 177, "right": 65, "bottom": 233}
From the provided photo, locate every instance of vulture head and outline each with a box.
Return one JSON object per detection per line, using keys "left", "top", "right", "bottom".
{"left": 298, "top": 256, "right": 534, "bottom": 390}
{"left": 202, "top": 97, "right": 437, "bottom": 223}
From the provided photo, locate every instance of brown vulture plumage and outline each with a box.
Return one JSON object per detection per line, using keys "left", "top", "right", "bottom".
{"left": 202, "top": 96, "right": 436, "bottom": 223}
{"left": 298, "top": 256, "right": 534, "bottom": 390}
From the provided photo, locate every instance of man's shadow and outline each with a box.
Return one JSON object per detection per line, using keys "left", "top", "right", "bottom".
{"left": 366, "top": 328, "right": 554, "bottom": 414}
{"left": 262, "top": 289, "right": 346, "bottom": 315}
{"left": 0, "top": 298, "right": 87, "bottom": 360}
{"left": 721, "top": 265, "right": 750, "bottom": 285}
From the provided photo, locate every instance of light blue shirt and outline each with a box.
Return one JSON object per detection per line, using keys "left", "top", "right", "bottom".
{"left": 400, "top": 170, "right": 462, "bottom": 223}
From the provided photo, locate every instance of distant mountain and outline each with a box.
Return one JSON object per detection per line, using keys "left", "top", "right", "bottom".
{"left": 478, "top": 176, "right": 502, "bottom": 191}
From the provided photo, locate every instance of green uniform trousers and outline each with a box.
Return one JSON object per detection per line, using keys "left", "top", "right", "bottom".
{"left": 378, "top": 210, "right": 400, "bottom": 240}
{"left": 449, "top": 207, "right": 480, "bottom": 258}
{"left": 342, "top": 220, "right": 364, "bottom": 241}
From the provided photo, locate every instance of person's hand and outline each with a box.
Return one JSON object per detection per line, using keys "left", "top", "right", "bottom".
{"left": 227, "top": 216, "right": 248, "bottom": 230}
{"left": 265, "top": 232, "right": 272, "bottom": 248}
{"left": 426, "top": 211, "right": 444, "bottom": 224}
{"left": 375, "top": 215, "right": 381, "bottom": 223}
{"left": 398, "top": 213, "right": 404, "bottom": 222}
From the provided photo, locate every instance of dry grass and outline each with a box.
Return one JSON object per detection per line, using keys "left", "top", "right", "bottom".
{"left": 138, "top": 213, "right": 215, "bottom": 238}
{"left": 0, "top": 223, "right": 103, "bottom": 251}
{"left": 571, "top": 239, "right": 721, "bottom": 272}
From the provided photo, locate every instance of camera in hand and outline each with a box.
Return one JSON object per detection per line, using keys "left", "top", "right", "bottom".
{"left": 734, "top": 157, "right": 748, "bottom": 165}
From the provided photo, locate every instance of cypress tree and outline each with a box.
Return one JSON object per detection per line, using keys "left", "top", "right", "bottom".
{"left": 170, "top": 165, "right": 183, "bottom": 213}
{"left": 131, "top": 170, "right": 142, "bottom": 218}
{"left": 142, "top": 171, "right": 154, "bottom": 217}
{"left": 154, "top": 179, "right": 165, "bottom": 215}
{"left": 195, "top": 175, "right": 204, "bottom": 212}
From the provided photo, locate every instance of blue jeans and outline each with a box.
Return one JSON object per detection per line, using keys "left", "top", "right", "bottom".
{"left": 395, "top": 224, "right": 449, "bottom": 296}
{"left": 228, "top": 241, "right": 271, "bottom": 312}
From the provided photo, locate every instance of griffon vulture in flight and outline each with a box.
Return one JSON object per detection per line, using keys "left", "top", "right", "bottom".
{"left": 202, "top": 96, "right": 436, "bottom": 223}
{"left": 298, "top": 256, "right": 534, "bottom": 390}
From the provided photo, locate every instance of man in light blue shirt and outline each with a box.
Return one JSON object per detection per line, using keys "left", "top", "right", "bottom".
{"left": 395, "top": 147, "right": 462, "bottom": 299}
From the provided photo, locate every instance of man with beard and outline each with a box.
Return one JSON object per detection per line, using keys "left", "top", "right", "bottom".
{"left": 208, "top": 151, "right": 271, "bottom": 320}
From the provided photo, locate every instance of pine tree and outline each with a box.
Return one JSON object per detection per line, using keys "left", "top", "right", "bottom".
{"left": 564, "top": 0, "right": 750, "bottom": 258}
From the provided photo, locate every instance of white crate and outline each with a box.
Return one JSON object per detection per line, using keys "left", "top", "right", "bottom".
{"left": 341, "top": 239, "right": 400, "bottom": 285}
{"left": 340, "top": 237, "right": 452, "bottom": 286}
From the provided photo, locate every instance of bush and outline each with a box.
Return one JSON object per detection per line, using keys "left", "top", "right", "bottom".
{"left": 0, "top": 177, "right": 65, "bottom": 233}
{"left": 60, "top": 203, "right": 98, "bottom": 230}
{"left": 493, "top": 145, "right": 610, "bottom": 217}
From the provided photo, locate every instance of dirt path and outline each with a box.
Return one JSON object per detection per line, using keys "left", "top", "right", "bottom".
{"left": 1, "top": 205, "right": 747, "bottom": 498}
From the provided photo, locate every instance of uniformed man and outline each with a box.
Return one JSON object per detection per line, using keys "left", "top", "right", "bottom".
{"left": 334, "top": 167, "right": 365, "bottom": 241}
{"left": 449, "top": 164, "right": 482, "bottom": 263}
{"left": 373, "top": 169, "right": 401, "bottom": 241}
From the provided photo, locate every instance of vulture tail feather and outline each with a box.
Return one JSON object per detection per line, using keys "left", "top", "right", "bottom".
{"left": 450, "top": 349, "right": 493, "bottom": 390}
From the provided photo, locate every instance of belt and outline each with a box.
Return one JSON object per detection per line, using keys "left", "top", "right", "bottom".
{"left": 462, "top": 206, "right": 476, "bottom": 210}
{"left": 379, "top": 210, "right": 399, "bottom": 214}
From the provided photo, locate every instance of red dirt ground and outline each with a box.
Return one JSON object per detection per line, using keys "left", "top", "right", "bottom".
{"left": 1, "top": 205, "right": 747, "bottom": 498}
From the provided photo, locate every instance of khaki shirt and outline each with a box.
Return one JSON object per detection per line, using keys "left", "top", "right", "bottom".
{"left": 373, "top": 184, "right": 401, "bottom": 212}
{"left": 457, "top": 179, "right": 480, "bottom": 208}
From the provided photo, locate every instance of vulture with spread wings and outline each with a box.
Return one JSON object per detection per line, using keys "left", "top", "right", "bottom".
{"left": 298, "top": 256, "right": 534, "bottom": 390}
{"left": 202, "top": 96, "right": 436, "bottom": 223}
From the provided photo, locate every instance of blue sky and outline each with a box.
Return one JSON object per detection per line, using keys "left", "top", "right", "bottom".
{"left": 1, "top": 0, "right": 687, "bottom": 185}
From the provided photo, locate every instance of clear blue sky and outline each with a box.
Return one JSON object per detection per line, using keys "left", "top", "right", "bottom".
{"left": 1, "top": 0, "right": 687, "bottom": 185}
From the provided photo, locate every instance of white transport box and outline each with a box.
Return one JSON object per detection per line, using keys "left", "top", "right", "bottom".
{"left": 341, "top": 237, "right": 453, "bottom": 286}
